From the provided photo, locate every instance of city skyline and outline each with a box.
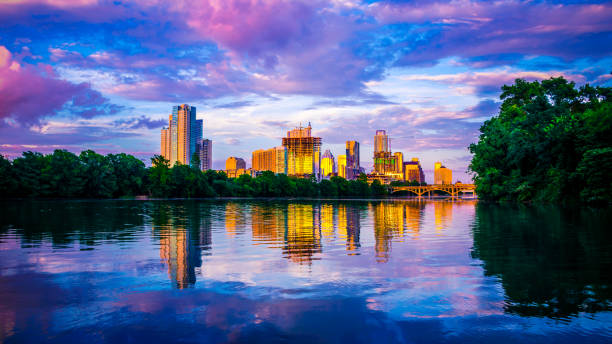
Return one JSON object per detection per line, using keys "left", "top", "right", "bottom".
{"left": 1, "top": 1, "right": 611, "bottom": 184}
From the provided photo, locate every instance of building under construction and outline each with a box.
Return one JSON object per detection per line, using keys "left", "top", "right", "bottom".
{"left": 282, "top": 123, "right": 322, "bottom": 179}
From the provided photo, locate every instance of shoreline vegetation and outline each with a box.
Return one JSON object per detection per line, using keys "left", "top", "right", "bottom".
{"left": 0, "top": 152, "right": 392, "bottom": 199}
{"left": 469, "top": 77, "right": 611, "bottom": 204}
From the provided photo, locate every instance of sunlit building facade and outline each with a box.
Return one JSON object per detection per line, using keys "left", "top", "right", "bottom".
{"left": 252, "top": 146, "right": 286, "bottom": 174}
{"left": 404, "top": 158, "right": 425, "bottom": 184}
{"left": 282, "top": 123, "right": 322, "bottom": 179}
{"left": 338, "top": 154, "right": 347, "bottom": 179}
{"left": 226, "top": 156, "right": 246, "bottom": 170}
{"left": 394, "top": 152, "right": 404, "bottom": 175}
{"left": 161, "top": 127, "right": 170, "bottom": 159}
{"left": 434, "top": 162, "right": 453, "bottom": 184}
{"left": 160, "top": 104, "right": 202, "bottom": 166}
{"left": 346, "top": 140, "right": 360, "bottom": 180}
{"left": 370, "top": 129, "right": 404, "bottom": 183}
{"left": 321, "top": 149, "right": 336, "bottom": 177}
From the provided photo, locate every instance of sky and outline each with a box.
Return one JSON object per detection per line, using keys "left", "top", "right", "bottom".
{"left": 0, "top": 0, "right": 611, "bottom": 182}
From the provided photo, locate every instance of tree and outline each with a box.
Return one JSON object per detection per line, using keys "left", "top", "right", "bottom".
{"left": 190, "top": 151, "right": 201, "bottom": 170}
{"left": 40, "top": 150, "right": 85, "bottom": 197}
{"left": 80, "top": 150, "right": 117, "bottom": 198}
{"left": 0, "top": 155, "right": 17, "bottom": 197}
{"left": 469, "top": 77, "right": 612, "bottom": 203}
{"left": 148, "top": 155, "right": 171, "bottom": 197}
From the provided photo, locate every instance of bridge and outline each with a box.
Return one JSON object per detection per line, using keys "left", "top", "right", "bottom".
{"left": 390, "top": 184, "right": 476, "bottom": 197}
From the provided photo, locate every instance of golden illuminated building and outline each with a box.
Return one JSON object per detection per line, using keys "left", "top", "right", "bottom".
{"left": 252, "top": 146, "right": 286, "bottom": 174}
{"left": 224, "top": 168, "right": 258, "bottom": 179}
{"left": 226, "top": 156, "right": 246, "bottom": 170}
{"left": 346, "top": 140, "right": 361, "bottom": 179}
{"left": 434, "top": 162, "right": 453, "bottom": 184}
{"left": 161, "top": 127, "right": 170, "bottom": 160}
{"left": 160, "top": 104, "right": 203, "bottom": 166}
{"left": 371, "top": 130, "right": 404, "bottom": 182}
{"left": 321, "top": 150, "right": 336, "bottom": 177}
{"left": 282, "top": 123, "right": 322, "bottom": 178}
{"left": 394, "top": 152, "right": 404, "bottom": 175}
{"left": 404, "top": 158, "right": 425, "bottom": 184}
{"left": 337, "top": 154, "right": 347, "bottom": 179}
{"left": 374, "top": 130, "right": 389, "bottom": 153}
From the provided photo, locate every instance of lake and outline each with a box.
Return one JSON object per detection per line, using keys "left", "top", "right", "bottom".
{"left": 0, "top": 199, "right": 610, "bottom": 343}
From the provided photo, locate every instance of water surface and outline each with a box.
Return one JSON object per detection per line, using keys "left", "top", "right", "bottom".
{"left": 0, "top": 199, "right": 610, "bottom": 343}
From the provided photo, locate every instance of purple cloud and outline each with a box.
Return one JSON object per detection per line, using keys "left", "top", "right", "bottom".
{"left": 113, "top": 116, "right": 166, "bottom": 130}
{"left": 0, "top": 46, "right": 122, "bottom": 127}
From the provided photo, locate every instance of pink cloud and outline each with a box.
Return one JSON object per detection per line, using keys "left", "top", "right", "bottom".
{"left": 0, "top": 45, "right": 121, "bottom": 128}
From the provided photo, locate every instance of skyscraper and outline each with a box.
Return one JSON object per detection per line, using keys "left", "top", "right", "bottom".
{"left": 282, "top": 123, "right": 322, "bottom": 179}
{"left": 161, "top": 127, "right": 170, "bottom": 159}
{"left": 373, "top": 130, "right": 395, "bottom": 174}
{"left": 346, "top": 140, "right": 360, "bottom": 180}
{"left": 161, "top": 104, "right": 202, "bottom": 166}
{"left": 199, "top": 139, "right": 212, "bottom": 171}
{"left": 374, "top": 130, "right": 389, "bottom": 153}
{"left": 321, "top": 149, "right": 336, "bottom": 177}
{"left": 338, "top": 155, "right": 347, "bottom": 179}
{"left": 393, "top": 152, "right": 404, "bottom": 174}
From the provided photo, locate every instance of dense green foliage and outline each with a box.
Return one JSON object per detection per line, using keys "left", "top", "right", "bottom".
{"left": 469, "top": 77, "right": 612, "bottom": 203}
{"left": 0, "top": 151, "right": 382, "bottom": 199}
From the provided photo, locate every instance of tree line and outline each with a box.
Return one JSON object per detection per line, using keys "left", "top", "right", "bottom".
{"left": 0, "top": 151, "right": 388, "bottom": 198}
{"left": 469, "top": 77, "right": 611, "bottom": 203}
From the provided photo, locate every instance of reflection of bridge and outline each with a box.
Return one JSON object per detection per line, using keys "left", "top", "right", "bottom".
{"left": 391, "top": 184, "right": 476, "bottom": 197}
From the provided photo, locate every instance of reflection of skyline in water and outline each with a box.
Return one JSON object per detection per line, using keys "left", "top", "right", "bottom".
{"left": 372, "top": 201, "right": 426, "bottom": 262}
{"left": 1, "top": 199, "right": 610, "bottom": 343}
{"left": 153, "top": 203, "right": 210, "bottom": 289}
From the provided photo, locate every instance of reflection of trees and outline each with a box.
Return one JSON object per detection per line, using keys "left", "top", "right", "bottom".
{"left": 283, "top": 204, "right": 322, "bottom": 264}
{"left": 0, "top": 200, "right": 145, "bottom": 247}
{"left": 372, "top": 201, "right": 425, "bottom": 262}
{"left": 151, "top": 202, "right": 211, "bottom": 289}
{"left": 472, "top": 203, "right": 612, "bottom": 318}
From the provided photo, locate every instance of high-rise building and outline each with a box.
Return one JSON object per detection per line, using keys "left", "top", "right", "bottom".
{"left": 253, "top": 146, "right": 286, "bottom": 174}
{"left": 161, "top": 127, "right": 170, "bottom": 160}
{"left": 198, "top": 139, "right": 212, "bottom": 171}
{"left": 282, "top": 123, "right": 322, "bottom": 179}
{"left": 434, "top": 162, "right": 452, "bottom": 184}
{"left": 160, "top": 104, "right": 202, "bottom": 166}
{"left": 226, "top": 156, "right": 246, "bottom": 170}
{"left": 346, "top": 141, "right": 360, "bottom": 180}
{"left": 338, "top": 155, "right": 347, "bottom": 179}
{"left": 321, "top": 149, "right": 336, "bottom": 177}
{"left": 374, "top": 130, "right": 389, "bottom": 153}
{"left": 404, "top": 158, "right": 425, "bottom": 184}
{"left": 373, "top": 130, "right": 396, "bottom": 174}
{"left": 393, "top": 152, "right": 404, "bottom": 174}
